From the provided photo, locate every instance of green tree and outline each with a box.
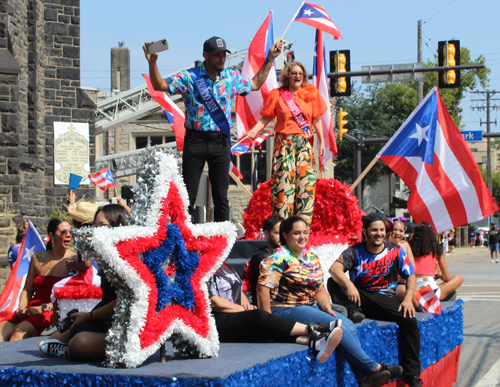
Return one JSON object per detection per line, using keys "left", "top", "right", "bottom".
{"left": 334, "top": 44, "right": 490, "bottom": 186}
{"left": 480, "top": 166, "right": 500, "bottom": 214}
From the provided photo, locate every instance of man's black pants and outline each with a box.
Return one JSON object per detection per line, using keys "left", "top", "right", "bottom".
{"left": 327, "top": 278, "right": 421, "bottom": 377}
{"left": 182, "top": 132, "right": 231, "bottom": 222}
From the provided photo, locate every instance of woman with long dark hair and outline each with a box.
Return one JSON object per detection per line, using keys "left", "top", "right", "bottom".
{"left": 409, "top": 222, "right": 463, "bottom": 302}
{"left": 257, "top": 216, "right": 402, "bottom": 387}
{"left": 40, "top": 204, "right": 128, "bottom": 360}
{"left": 0, "top": 218, "right": 75, "bottom": 341}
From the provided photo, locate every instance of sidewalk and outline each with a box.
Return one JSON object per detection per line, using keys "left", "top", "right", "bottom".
{"left": 446, "top": 245, "right": 493, "bottom": 264}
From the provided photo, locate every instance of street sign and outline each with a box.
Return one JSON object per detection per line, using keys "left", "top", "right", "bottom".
{"left": 460, "top": 131, "right": 483, "bottom": 142}
{"left": 361, "top": 63, "right": 425, "bottom": 84}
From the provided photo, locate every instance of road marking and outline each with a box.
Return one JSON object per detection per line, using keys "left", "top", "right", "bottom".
{"left": 459, "top": 293, "right": 500, "bottom": 302}
{"left": 474, "top": 356, "right": 500, "bottom": 387}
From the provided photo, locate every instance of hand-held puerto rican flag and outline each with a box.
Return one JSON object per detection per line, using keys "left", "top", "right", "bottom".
{"left": 415, "top": 284, "right": 441, "bottom": 314}
{"left": 235, "top": 11, "right": 277, "bottom": 139}
{"left": 0, "top": 221, "right": 46, "bottom": 320}
{"left": 229, "top": 161, "right": 243, "bottom": 180}
{"left": 292, "top": 2, "right": 343, "bottom": 40}
{"left": 377, "top": 87, "right": 499, "bottom": 232}
{"left": 231, "top": 130, "right": 273, "bottom": 157}
{"left": 143, "top": 73, "right": 186, "bottom": 151}
{"left": 88, "top": 167, "right": 115, "bottom": 191}
{"left": 313, "top": 29, "right": 337, "bottom": 169}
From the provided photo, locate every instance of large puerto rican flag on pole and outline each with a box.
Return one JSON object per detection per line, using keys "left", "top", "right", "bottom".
{"left": 313, "top": 29, "right": 337, "bottom": 168}
{"left": 293, "top": 2, "right": 343, "bottom": 40}
{"left": 377, "top": 87, "right": 498, "bottom": 232}
{"left": 143, "top": 73, "right": 186, "bottom": 151}
{"left": 0, "top": 221, "right": 46, "bottom": 320}
{"left": 235, "top": 11, "right": 277, "bottom": 139}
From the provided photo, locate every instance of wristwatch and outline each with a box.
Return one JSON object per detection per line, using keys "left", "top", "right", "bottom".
{"left": 41, "top": 304, "right": 49, "bottom": 312}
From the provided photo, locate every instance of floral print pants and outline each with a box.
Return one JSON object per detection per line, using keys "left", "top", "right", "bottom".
{"left": 271, "top": 133, "right": 316, "bottom": 226}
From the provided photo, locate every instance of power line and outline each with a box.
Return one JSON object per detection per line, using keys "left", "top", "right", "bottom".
{"left": 424, "top": 0, "right": 459, "bottom": 23}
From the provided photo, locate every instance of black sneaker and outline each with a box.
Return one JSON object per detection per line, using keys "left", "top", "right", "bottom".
{"left": 309, "top": 322, "right": 343, "bottom": 363}
{"left": 39, "top": 339, "right": 68, "bottom": 358}
{"left": 380, "top": 364, "right": 403, "bottom": 379}
{"left": 358, "top": 370, "right": 391, "bottom": 387}
{"left": 351, "top": 311, "right": 366, "bottom": 323}
{"left": 308, "top": 319, "right": 341, "bottom": 334}
{"left": 403, "top": 375, "right": 423, "bottom": 387}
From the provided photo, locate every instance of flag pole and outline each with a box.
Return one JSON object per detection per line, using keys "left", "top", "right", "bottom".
{"left": 281, "top": 1, "right": 304, "bottom": 40}
{"left": 350, "top": 157, "right": 379, "bottom": 191}
{"left": 229, "top": 171, "right": 252, "bottom": 198}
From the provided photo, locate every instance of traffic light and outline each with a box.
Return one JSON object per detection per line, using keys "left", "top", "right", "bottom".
{"left": 337, "top": 108, "right": 348, "bottom": 140}
{"left": 438, "top": 40, "right": 460, "bottom": 88}
{"left": 330, "top": 50, "right": 351, "bottom": 97}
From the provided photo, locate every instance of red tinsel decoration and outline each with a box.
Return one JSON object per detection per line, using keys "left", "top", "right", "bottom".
{"left": 53, "top": 285, "right": 103, "bottom": 300}
{"left": 243, "top": 179, "right": 362, "bottom": 246}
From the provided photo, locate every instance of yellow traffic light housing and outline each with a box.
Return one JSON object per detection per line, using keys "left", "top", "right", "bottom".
{"left": 337, "top": 108, "right": 348, "bottom": 140}
{"left": 438, "top": 40, "right": 460, "bottom": 88}
{"left": 330, "top": 50, "right": 351, "bottom": 97}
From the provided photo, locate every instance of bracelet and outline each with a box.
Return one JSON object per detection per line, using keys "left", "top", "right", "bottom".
{"left": 90, "top": 310, "right": 94, "bottom": 320}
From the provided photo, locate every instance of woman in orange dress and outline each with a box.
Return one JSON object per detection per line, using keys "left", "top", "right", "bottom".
{"left": 0, "top": 218, "right": 75, "bottom": 341}
{"left": 248, "top": 61, "right": 326, "bottom": 227}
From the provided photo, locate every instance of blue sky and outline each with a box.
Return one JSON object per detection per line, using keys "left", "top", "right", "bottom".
{"left": 80, "top": 0, "right": 500, "bottom": 133}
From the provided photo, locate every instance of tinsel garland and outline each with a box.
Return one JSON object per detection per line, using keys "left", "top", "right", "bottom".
{"left": 0, "top": 301, "right": 463, "bottom": 387}
{"left": 243, "top": 179, "right": 362, "bottom": 246}
{"left": 71, "top": 149, "right": 235, "bottom": 368}
{"left": 53, "top": 285, "right": 102, "bottom": 300}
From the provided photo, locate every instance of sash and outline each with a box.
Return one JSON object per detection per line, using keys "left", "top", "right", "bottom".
{"left": 279, "top": 87, "right": 313, "bottom": 138}
{"left": 187, "top": 66, "right": 231, "bottom": 142}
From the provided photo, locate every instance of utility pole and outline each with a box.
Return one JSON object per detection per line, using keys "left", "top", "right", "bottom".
{"left": 471, "top": 90, "right": 500, "bottom": 225}
{"left": 417, "top": 20, "right": 423, "bottom": 104}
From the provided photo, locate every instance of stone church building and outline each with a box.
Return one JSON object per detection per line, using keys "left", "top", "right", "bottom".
{"left": 0, "top": 0, "right": 95, "bottom": 252}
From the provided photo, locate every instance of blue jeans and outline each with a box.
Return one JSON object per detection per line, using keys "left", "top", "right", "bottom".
{"left": 490, "top": 243, "right": 499, "bottom": 253}
{"left": 272, "top": 305, "right": 378, "bottom": 382}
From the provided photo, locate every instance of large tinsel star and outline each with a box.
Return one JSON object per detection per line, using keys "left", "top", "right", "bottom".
{"left": 90, "top": 152, "right": 235, "bottom": 368}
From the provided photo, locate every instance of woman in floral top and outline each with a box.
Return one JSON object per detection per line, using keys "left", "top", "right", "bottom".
{"left": 258, "top": 216, "right": 402, "bottom": 387}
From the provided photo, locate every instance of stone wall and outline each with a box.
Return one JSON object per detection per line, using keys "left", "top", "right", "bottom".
{"left": 0, "top": 0, "right": 94, "bottom": 252}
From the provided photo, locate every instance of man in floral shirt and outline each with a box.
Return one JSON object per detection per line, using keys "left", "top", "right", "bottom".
{"left": 144, "top": 37, "right": 282, "bottom": 222}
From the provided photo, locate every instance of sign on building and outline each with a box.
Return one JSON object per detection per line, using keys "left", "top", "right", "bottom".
{"left": 460, "top": 131, "right": 483, "bottom": 142}
{"left": 54, "top": 122, "right": 90, "bottom": 185}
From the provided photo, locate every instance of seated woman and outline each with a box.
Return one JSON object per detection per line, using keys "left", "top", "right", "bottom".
{"left": 209, "top": 261, "right": 342, "bottom": 363}
{"left": 39, "top": 204, "right": 128, "bottom": 360}
{"left": 257, "top": 216, "right": 402, "bottom": 387}
{"left": 408, "top": 222, "right": 463, "bottom": 306}
{"left": 0, "top": 218, "right": 75, "bottom": 342}
{"left": 389, "top": 217, "right": 418, "bottom": 305}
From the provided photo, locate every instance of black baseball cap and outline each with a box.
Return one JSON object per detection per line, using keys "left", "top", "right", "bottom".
{"left": 203, "top": 36, "right": 230, "bottom": 55}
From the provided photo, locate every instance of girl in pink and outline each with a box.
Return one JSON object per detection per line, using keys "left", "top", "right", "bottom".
{"left": 409, "top": 222, "right": 463, "bottom": 302}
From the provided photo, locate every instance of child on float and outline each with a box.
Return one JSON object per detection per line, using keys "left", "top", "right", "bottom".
{"left": 408, "top": 222, "right": 463, "bottom": 303}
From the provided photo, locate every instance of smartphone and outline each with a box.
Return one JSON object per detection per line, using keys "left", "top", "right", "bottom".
{"left": 148, "top": 39, "right": 169, "bottom": 54}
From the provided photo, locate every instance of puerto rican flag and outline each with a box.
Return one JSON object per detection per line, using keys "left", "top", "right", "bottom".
{"left": 231, "top": 130, "right": 273, "bottom": 157}
{"left": 313, "top": 29, "right": 337, "bottom": 169}
{"left": 229, "top": 161, "right": 243, "bottom": 180}
{"left": 143, "top": 73, "right": 186, "bottom": 151}
{"left": 235, "top": 11, "right": 277, "bottom": 139}
{"left": 292, "top": 2, "right": 343, "bottom": 40}
{"left": 415, "top": 285, "right": 441, "bottom": 314}
{"left": 378, "top": 87, "right": 499, "bottom": 232}
{"left": 0, "top": 221, "right": 46, "bottom": 320}
{"left": 88, "top": 167, "right": 115, "bottom": 191}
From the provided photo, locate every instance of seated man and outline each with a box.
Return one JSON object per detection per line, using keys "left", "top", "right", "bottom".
{"left": 249, "top": 215, "right": 283, "bottom": 305}
{"left": 328, "top": 214, "right": 422, "bottom": 387}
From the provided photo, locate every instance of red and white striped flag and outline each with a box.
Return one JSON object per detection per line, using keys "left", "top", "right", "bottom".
{"left": 415, "top": 285, "right": 441, "bottom": 314}
{"left": 235, "top": 11, "right": 277, "bottom": 139}
{"left": 292, "top": 2, "right": 343, "bottom": 40}
{"left": 229, "top": 161, "right": 243, "bottom": 180}
{"left": 231, "top": 130, "right": 273, "bottom": 157}
{"left": 88, "top": 167, "right": 115, "bottom": 191}
{"left": 313, "top": 29, "right": 337, "bottom": 168}
{"left": 143, "top": 73, "right": 186, "bottom": 151}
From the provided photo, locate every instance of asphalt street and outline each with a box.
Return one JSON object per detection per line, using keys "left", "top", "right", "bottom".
{"left": 450, "top": 246, "right": 500, "bottom": 387}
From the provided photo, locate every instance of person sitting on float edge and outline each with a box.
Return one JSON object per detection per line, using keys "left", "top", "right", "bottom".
{"left": 39, "top": 205, "right": 128, "bottom": 361}
{"left": 209, "top": 260, "right": 342, "bottom": 363}
{"left": 328, "top": 214, "right": 422, "bottom": 387}
{"left": 249, "top": 215, "right": 283, "bottom": 305}
{"left": 258, "top": 216, "right": 403, "bottom": 387}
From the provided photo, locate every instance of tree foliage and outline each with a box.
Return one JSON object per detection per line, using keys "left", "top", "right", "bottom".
{"left": 334, "top": 44, "right": 490, "bottom": 187}
{"left": 480, "top": 166, "right": 500, "bottom": 214}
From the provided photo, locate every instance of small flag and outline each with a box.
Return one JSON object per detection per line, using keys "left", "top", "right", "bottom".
{"left": 88, "top": 167, "right": 115, "bottom": 191}
{"left": 292, "top": 2, "right": 343, "bottom": 40}
{"left": 143, "top": 73, "right": 186, "bottom": 151}
{"left": 229, "top": 161, "right": 243, "bottom": 180}
{"left": 415, "top": 285, "right": 441, "bottom": 314}
{"left": 231, "top": 131, "right": 273, "bottom": 157}
{"left": 68, "top": 173, "right": 83, "bottom": 190}
{"left": 0, "top": 221, "right": 46, "bottom": 320}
